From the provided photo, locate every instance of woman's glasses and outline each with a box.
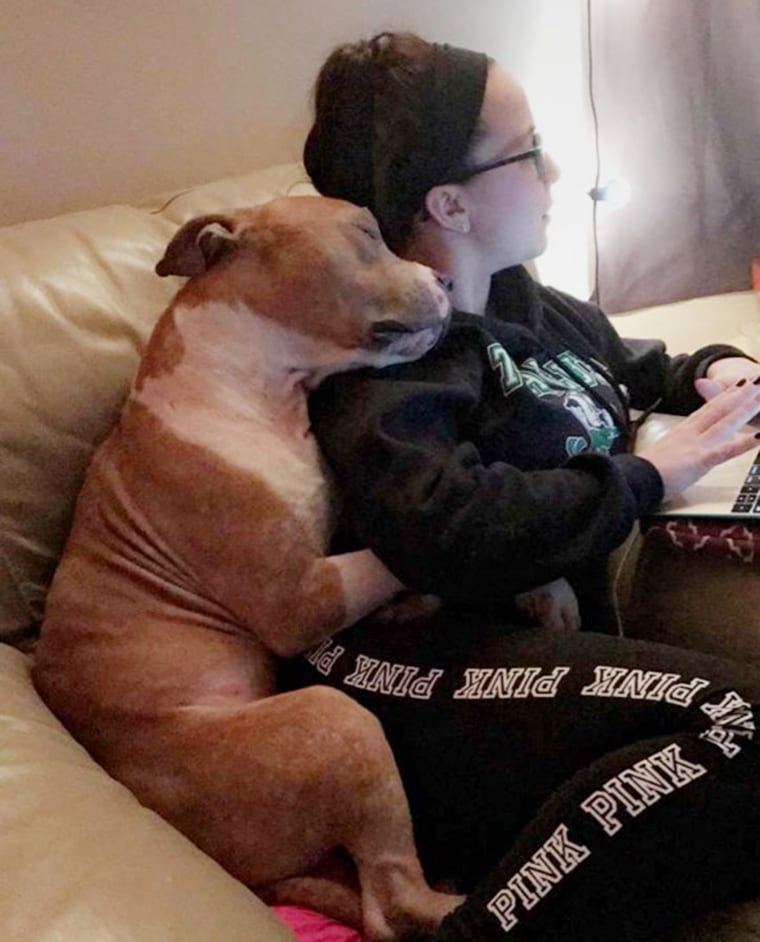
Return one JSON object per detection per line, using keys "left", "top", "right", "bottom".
{"left": 446, "top": 132, "right": 545, "bottom": 184}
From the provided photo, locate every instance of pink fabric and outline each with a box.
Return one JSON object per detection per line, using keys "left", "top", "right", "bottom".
{"left": 642, "top": 519, "right": 760, "bottom": 564}
{"left": 273, "top": 905, "right": 363, "bottom": 942}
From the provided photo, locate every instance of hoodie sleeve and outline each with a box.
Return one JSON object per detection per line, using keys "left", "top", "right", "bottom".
{"left": 609, "top": 335, "right": 749, "bottom": 415}
{"left": 546, "top": 289, "right": 752, "bottom": 415}
{"left": 310, "top": 349, "right": 663, "bottom": 603}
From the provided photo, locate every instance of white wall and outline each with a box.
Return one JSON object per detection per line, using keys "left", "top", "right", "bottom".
{"left": 3, "top": 0, "right": 592, "bottom": 293}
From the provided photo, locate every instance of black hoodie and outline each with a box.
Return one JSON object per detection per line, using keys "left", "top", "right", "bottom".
{"left": 310, "top": 267, "right": 745, "bottom": 630}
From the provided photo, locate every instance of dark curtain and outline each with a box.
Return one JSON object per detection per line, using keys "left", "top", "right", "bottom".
{"left": 589, "top": 0, "right": 760, "bottom": 312}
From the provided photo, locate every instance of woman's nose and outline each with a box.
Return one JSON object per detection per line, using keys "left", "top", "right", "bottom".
{"left": 543, "top": 151, "right": 561, "bottom": 185}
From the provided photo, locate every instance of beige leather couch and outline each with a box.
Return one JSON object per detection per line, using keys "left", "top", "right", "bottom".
{"left": 0, "top": 163, "right": 311, "bottom": 942}
{"left": 2, "top": 161, "right": 759, "bottom": 940}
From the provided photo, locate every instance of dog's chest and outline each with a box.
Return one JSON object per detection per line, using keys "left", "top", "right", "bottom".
{"left": 244, "top": 421, "right": 333, "bottom": 534}
{"left": 134, "top": 388, "right": 335, "bottom": 546}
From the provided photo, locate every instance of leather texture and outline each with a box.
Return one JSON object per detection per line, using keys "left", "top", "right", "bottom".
{"left": 1, "top": 159, "right": 758, "bottom": 941}
{"left": 0, "top": 162, "right": 313, "bottom": 643}
{"left": 0, "top": 643, "right": 295, "bottom": 941}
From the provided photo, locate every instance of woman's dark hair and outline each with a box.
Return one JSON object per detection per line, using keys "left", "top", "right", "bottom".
{"left": 304, "top": 32, "right": 489, "bottom": 251}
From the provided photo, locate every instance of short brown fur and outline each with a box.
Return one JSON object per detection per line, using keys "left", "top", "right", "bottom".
{"left": 33, "top": 196, "right": 456, "bottom": 941}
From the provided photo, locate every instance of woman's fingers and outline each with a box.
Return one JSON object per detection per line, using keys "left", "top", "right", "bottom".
{"left": 682, "top": 376, "right": 760, "bottom": 434}
{"left": 694, "top": 376, "right": 724, "bottom": 403}
{"left": 639, "top": 379, "right": 760, "bottom": 500}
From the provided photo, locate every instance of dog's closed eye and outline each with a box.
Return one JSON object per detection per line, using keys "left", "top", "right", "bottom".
{"left": 357, "top": 224, "right": 381, "bottom": 242}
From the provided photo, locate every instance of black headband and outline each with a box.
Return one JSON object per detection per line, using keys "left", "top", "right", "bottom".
{"left": 373, "top": 43, "right": 489, "bottom": 243}
{"left": 409, "top": 43, "right": 490, "bottom": 190}
{"left": 304, "top": 40, "right": 489, "bottom": 247}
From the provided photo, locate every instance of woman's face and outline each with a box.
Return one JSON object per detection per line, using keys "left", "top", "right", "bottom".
{"left": 462, "top": 63, "right": 559, "bottom": 272}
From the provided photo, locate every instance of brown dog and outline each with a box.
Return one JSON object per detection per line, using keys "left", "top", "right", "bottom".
{"left": 32, "top": 196, "right": 457, "bottom": 940}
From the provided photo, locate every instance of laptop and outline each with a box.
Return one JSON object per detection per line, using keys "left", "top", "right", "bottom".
{"left": 633, "top": 412, "right": 760, "bottom": 519}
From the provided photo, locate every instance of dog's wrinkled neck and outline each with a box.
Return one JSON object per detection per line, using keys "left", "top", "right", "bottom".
{"left": 134, "top": 299, "right": 322, "bottom": 434}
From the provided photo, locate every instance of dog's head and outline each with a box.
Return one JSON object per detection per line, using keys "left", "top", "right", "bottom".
{"left": 155, "top": 196, "right": 451, "bottom": 376}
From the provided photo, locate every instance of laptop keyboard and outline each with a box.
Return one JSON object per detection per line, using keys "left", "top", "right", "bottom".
{"left": 731, "top": 451, "right": 760, "bottom": 513}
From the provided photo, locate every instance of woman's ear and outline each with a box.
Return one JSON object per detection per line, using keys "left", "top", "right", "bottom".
{"left": 423, "top": 185, "right": 471, "bottom": 234}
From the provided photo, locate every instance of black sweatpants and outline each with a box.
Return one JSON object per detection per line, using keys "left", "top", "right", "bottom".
{"left": 287, "top": 611, "right": 760, "bottom": 941}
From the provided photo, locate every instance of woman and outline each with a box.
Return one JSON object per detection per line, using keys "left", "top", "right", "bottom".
{"left": 289, "top": 32, "right": 760, "bottom": 941}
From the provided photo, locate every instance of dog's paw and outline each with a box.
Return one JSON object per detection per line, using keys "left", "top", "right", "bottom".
{"left": 514, "top": 577, "right": 581, "bottom": 631}
{"left": 371, "top": 592, "right": 441, "bottom": 625}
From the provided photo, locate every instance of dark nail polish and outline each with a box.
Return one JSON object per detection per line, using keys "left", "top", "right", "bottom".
{"left": 753, "top": 376, "right": 760, "bottom": 385}
{"left": 738, "top": 378, "right": 747, "bottom": 386}
{"left": 754, "top": 431, "right": 760, "bottom": 439}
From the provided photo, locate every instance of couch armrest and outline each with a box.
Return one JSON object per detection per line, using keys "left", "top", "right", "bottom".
{"left": 0, "top": 643, "right": 294, "bottom": 941}
{"left": 610, "top": 290, "right": 759, "bottom": 355}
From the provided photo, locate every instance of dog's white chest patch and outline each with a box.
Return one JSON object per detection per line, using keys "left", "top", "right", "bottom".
{"left": 133, "top": 385, "right": 332, "bottom": 543}
{"left": 171, "top": 398, "right": 330, "bottom": 545}
{"left": 131, "top": 300, "right": 340, "bottom": 540}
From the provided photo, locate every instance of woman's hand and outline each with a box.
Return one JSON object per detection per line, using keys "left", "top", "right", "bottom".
{"left": 515, "top": 577, "right": 581, "bottom": 631}
{"left": 638, "top": 377, "right": 760, "bottom": 500}
{"left": 698, "top": 357, "right": 759, "bottom": 401}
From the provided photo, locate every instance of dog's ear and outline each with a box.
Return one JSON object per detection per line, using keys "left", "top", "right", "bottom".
{"left": 155, "top": 214, "right": 237, "bottom": 278}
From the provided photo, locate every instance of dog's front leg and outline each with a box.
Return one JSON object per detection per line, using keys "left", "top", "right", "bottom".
{"left": 262, "top": 551, "right": 403, "bottom": 657}
{"left": 328, "top": 549, "right": 405, "bottom": 629}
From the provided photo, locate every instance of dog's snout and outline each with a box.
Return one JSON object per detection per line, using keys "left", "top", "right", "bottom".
{"left": 371, "top": 320, "right": 414, "bottom": 341}
{"left": 435, "top": 272, "right": 454, "bottom": 293}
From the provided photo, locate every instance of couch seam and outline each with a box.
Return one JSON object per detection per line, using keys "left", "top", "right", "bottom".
{"left": 0, "top": 540, "right": 38, "bottom": 627}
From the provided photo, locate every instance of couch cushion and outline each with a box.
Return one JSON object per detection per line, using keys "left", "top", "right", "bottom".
{"left": 0, "top": 161, "right": 312, "bottom": 643}
{"left": 0, "top": 642, "right": 295, "bottom": 940}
